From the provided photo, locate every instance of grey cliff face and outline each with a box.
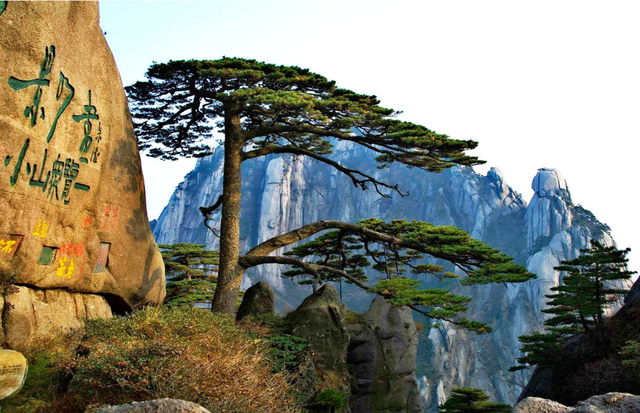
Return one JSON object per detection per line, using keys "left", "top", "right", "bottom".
{"left": 153, "top": 143, "right": 619, "bottom": 411}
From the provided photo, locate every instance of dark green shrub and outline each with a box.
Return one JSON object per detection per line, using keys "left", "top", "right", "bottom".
{"left": 314, "top": 388, "right": 346, "bottom": 409}
{"left": 267, "top": 334, "right": 309, "bottom": 373}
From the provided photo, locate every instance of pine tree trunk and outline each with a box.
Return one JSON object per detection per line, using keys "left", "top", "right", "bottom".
{"left": 212, "top": 111, "right": 246, "bottom": 314}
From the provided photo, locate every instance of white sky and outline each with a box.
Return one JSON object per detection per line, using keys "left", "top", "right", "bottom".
{"left": 99, "top": 1, "right": 639, "bottom": 272}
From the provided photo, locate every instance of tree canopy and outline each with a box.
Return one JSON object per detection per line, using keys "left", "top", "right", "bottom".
{"left": 127, "top": 57, "right": 481, "bottom": 172}
{"left": 438, "top": 387, "right": 512, "bottom": 413}
{"left": 127, "top": 57, "right": 533, "bottom": 318}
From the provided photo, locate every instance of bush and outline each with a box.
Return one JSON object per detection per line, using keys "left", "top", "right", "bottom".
{"left": 314, "top": 388, "right": 346, "bottom": 409}
{"left": 267, "top": 334, "right": 309, "bottom": 373}
{"left": 8, "top": 307, "right": 303, "bottom": 413}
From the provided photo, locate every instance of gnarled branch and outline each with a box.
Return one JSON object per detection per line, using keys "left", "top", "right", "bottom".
{"left": 243, "top": 145, "right": 406, "bottom": 198}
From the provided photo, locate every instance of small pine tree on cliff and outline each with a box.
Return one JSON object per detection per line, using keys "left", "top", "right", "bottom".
{"left": 127, "top": 57, "right": 533, "bottom": 329}
{"left": 511, "top": 240, "right": 635, "bottom": 371}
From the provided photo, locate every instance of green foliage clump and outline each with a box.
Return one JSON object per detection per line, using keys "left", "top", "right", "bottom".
{"left": 266, "top": 334, "right": 309, "bottom": 373}
{"left": 512, "top": 240, "right": 635, "bottom": 371}
{"left": 438, "top": 387, "right": 511, "bottom": 413}
{"left": 620, "top": 340, "right": 640, "bottom": 369}
{"left": 164, "top": 278, "right": 217, "bottom": 307}
{"left": 314, "top": 388, "right": 346, "bottom": 409}
{"left": 284, "top": 218, "right": 533, "bottom": 334}
{"left": 159, "top": 243, "right": 219, "bottom": 280}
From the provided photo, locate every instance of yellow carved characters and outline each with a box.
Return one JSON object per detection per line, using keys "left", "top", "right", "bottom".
{"left": 32, "top": 218, "right": 48, "bottom": 239}
{"left": 56, "top": 256, "right": 74, "bottom": 279}
{"left": 55, "top": 242, "right": 84, "bottom": 280}
{"left": 0, "top": 239, "right": 16, "bottom": 255}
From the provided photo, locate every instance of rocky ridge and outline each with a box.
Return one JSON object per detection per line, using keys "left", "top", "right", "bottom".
{"left": 154, "top": 143, "right": 620, "bottom": 410}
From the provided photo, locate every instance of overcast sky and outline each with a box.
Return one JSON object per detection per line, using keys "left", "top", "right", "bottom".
{"left": 99, "top": 1, "right": 639, "bottom": 272}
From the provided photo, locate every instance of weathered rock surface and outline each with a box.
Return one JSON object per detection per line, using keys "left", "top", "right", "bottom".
{"left": 92, "top": 398, "right": 211, "bottom": 413}
{"left": 288, "top": 284, "right": 350, "bottom": 412}
{"left": 154, "top": 142, "right": 618, "bottom": 411}
{"left": 348, "top": 296, "right": 423, "bottom": 413}
{"left": 236, "top": 281, "right": 275, "bottom": 321}
{"left": 2, "top": 284, "right": 112, "bottom": 351}
{"left": 0, "top": 2, "right": 164, "bottom": 348}
{"left": 513, "top": 397, "right": 572, "bottom": 413}
{"left": 514, "top": 393, "right": 640, "bottom": 413}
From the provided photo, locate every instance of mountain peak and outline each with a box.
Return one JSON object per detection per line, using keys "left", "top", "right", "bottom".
{"left": 532, "top": 168, "right": 571, "bottom": 200}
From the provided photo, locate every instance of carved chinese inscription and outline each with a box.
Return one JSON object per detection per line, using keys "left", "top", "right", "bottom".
{"left": 99, "top": 204, "right": 119, "bottom": 232}
{"left": 0, "top": 235, "right": 23, "bottom": 259}
{"left": 4, "top": 45, "right": 100, "bottom": 206}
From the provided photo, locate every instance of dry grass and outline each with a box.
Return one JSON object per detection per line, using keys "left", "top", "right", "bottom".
{"left": 6, "top": 307, "right": 303, "bottom": 413}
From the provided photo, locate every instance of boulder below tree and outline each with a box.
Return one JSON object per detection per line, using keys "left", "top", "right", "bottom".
{"left": 236, "top": 281, "right": 275, "bottom": 322}
{"left": 0, "top": 1, "right": 164, "bottom": 350}
{"left": 348, "top": 296, "right": 423, "bottom": 413}
{"left": 288, "top": 284, "right": 351, "bottom": 413}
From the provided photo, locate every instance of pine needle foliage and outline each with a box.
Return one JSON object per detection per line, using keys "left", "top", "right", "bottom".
{"left": 283, "top": 218, "right": 533, "bottom": 334}
{"left": 438, "top": 387, "right": 512, "bottom": 413}
{"left": 127, "top": 57, "right": 482, "bottom": 170}
{"left": 159, "top": 243, "right": 219, "bottom": 280}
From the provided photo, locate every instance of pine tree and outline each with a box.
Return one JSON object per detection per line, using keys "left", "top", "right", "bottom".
{"left": 159, "top": 243, "right": 219, "bottom": 280}
{"left": 127, "top": 57, "right": 533, "bottom": 319}
{"left": 511, "top": 240, "right": 635, "bottom": 371}
{"left": 438, "top": 387, "right": 512, "bottom": 413}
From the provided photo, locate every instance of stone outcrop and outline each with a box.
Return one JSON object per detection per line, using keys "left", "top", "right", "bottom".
{"left": 92, "top": 398, "right": 211, "bottom": 413}
{"left": 348, "top": 296, "right": 423, "bottom": 413}
{"left": 1, "top": 285, "right": 112, "bottom": 351}
{"left": 154, "top": 142, "right": 618, "bottom": 411}
{"left": 288, "top": 284, "right": 350, "bottom": 412}
{"left": 0, "top": 2, "right": 164, "bottom": 348}
{"left": 236, "top": 281, "right": 275, "bottom": 321}
{"left": 514, "top": 393, "right": 640, "bottom": 413}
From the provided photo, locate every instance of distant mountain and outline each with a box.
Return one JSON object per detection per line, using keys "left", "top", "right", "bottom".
{"left": 154, "top": 142, "right": 623, "bottom": 411}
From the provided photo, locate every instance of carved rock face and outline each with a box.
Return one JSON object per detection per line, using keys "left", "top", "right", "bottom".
{"left": 0, "top": 1, "right": 164, "bottom": 345}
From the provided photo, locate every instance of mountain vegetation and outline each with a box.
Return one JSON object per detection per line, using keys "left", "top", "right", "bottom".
{"left": 512, "top": 240, "right": 635, "bottom": 371}
{"left": 160, "top": 242, "right": 219, "bottom": 280}
{"left": 5, "top": 307, "right": 303, "bottom": 413}
{"left": 438, "top": 387, "right": 511, "bottom": 413}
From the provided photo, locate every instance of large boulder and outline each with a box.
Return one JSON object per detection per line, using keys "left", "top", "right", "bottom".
{"left": 2, "top": 285, "right": 112, "bottom": 351}
{"left": 288, "top": 284, "right": 350, "bottom": 412}
{"left": 92, "top": 398, "right": 211, "bottom": 413}
{"left": 514, "top": 393, "right": 640, "bottom": 413}
{"left": 0, "top": 1, "right": 164, "bottom": 349}
{"left": 236, "top": 281, "right": 275, "bottom": 322}
{"left": 347, "top": 296, "right": 423, "bottom": 413}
